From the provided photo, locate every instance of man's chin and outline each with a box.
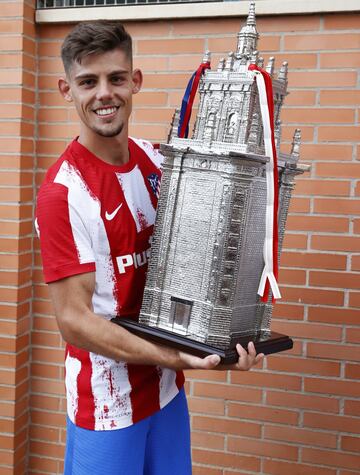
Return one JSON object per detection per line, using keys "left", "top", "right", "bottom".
{"left": 93, "top": 124, "right": 124, "bottom": 138}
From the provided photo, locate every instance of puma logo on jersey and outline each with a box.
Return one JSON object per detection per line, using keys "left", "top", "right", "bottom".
{"left": 116, "top": 248, "right": 151, "bottom": 274}
{"left": 105, "top": 203, "right": 123, "bottom": 221}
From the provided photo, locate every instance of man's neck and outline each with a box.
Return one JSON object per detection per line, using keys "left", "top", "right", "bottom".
{"left": 78, "top": 128, "right": 129, "bottom": 166}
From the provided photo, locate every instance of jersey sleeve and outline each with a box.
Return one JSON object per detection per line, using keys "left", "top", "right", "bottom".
{"left": 36, "top": 181, "right": 96, "bottom": 284}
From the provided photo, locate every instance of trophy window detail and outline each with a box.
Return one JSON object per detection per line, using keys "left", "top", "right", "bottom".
{"left": 170, "top": 297, "right": 193, "bottom": 331}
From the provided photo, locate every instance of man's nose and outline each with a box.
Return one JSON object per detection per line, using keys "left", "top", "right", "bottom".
{"left": 96, "top": 80, "right": 113, "bottom": 101}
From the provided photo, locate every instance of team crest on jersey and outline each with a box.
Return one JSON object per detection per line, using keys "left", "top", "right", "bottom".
{"left": 147, "top": 173, "right": 161, "bottom": 199}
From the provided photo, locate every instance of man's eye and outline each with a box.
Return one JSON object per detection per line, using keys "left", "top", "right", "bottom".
{"left": 111, "top": 76, "right": 125, "bottom": 84}
{"left": 80, "top": 79, "right": 95, "bottom": 87}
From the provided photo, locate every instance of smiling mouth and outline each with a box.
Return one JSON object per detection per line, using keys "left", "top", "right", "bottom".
{"left": 94, "top": 106, "right": 118, "bottom": 117}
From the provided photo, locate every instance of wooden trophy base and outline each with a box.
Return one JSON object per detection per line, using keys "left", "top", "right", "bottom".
{"left": 111, "top": 318, "right": 293, "bottom": 364}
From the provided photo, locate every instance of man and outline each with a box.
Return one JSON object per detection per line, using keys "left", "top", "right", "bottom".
{"left": 36, "top": 20, "right": 264, "bottom": 475}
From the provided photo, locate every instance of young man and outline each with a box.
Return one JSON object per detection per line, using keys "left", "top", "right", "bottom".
{"left": 36, "top": 20, "right": 263, "bottom": 475}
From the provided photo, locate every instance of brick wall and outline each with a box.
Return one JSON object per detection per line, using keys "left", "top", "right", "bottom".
{"left": 2, "top": 8, "right": 359, "bottom": 475}
{"left": 0, "top": 0, "right": 36, "bottom": 473}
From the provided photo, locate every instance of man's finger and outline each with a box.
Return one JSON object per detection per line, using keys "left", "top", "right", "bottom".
{"left": 180, "top": 352, "right": 221, "bottom": 369}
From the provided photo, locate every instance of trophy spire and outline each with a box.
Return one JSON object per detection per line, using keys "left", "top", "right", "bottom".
{"left": 236, "top": 1, "right": 259, "bottom": 60}
{"left": 290, "top": 128, "right": 301, "bottom": 160}
{"left": 202, "top": 50, "right": 211, "bottom": 64}
{"left": 278, "top": 61, "right": 289, "bottom": 82}
{"left": 266, "top": 57, "right": 275, "bottom": 76}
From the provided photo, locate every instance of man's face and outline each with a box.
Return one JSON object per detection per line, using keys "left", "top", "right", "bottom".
{"left": 59, "top": 48, "right": 142, "bottom": 139}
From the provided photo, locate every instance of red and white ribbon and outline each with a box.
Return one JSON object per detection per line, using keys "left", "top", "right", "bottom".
{"left": 248, "top": 64, "right": 281, "bottom": 302}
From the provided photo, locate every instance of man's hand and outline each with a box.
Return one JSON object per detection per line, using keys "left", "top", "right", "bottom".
{"left": 219, "top": 341, "right": 264, "bottom": 371}
{"left": 174, "top": 341, "right": 264, "bottom": 371}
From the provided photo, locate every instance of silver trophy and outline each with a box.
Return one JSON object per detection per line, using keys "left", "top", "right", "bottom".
{"left": 114, "top": 2, "right": 308, "bottom": 362}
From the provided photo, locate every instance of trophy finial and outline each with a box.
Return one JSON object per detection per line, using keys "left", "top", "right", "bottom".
{"left": 202, "top": 50, "right": 211, "bottom": 64}
{"left": 250, "top": 50, "right": 258, "bottom": 66}
{"left": 247, "top": 1, "right": 256, "bottom": 27}
{"left": 266, "top": 57, "right": 275, "bottom": 76}
{"left": 217, "top": 57, "right": 226, "bottom": 71}
{"left": 168, "top": 108, "right": 180, "bottom": 143}
{"left": 225, "top": 52, "right": 234, "bottom": 70}
{"left": 278, "top": 61, "right": 289, "bottom": 82}
{"left": 236, "top": 1, "right": 259, "bottom": 58}
{"left": 258, "top": 56, "right": 264, "bottom": 68}
{"left": 291, "top": 128, "right": 301, "bottom": 159}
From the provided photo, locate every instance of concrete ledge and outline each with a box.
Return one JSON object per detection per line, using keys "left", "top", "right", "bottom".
{"left": 36, "top": 0, "right": 360, "bottom": 24}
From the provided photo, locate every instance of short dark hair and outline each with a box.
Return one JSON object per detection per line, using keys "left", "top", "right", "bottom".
{"left": 61, "top": 20, "right": 132, "bottom": 75}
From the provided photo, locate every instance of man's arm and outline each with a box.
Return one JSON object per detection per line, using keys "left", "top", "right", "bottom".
{"left": 49, "top": 271, "right": 263, "bottom": 371}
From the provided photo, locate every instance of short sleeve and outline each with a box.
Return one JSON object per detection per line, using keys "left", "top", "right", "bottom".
{"left": 36, "top": 182, "right": 96, "bottom": 283}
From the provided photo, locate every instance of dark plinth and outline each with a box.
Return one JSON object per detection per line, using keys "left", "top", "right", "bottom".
{"left": 111, "top": 318, "right": 293, "bottom": 364}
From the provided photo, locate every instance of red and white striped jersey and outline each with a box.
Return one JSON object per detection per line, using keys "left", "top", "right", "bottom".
{"left": 36, "top": 137, "right": 184, "bottom": 431}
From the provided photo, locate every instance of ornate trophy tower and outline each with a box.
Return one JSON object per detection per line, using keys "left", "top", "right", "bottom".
{"left": 114, "top": 2, "right": 308, "bottom": 362}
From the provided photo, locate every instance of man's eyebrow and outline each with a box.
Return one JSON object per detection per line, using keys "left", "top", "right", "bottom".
{"left": 74, "top": 70, "right": 130, "bottom": 81}
{"left": 74, "top": 73, "right": 97, "bottom": 81}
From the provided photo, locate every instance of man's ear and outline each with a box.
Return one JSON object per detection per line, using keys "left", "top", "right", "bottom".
{"left": 58, "top": 77, "right": 73, "bottom": 102}
{"left": 132, "top": 69, "right": 143, "bottom": 95}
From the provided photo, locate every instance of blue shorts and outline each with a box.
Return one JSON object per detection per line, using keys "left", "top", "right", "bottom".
{"left": 64, "top": 388, "right": 192, "bottom": 475}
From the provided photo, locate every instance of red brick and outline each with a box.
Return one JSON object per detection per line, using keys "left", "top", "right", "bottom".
{"left": 314, "top": 198, "right": 360, "bottom": 215}
{"left": 266, "top": 390, "right": 339, "bottom": 413}
{"left": 137, "top": 38, "right": 205, "bottom": 55}
{"left": 309, "top": 270, "right": 360, "bottom": 289}
{"left": 172, "top": 18, "right": 238, "bottom": 36}
{"left": 312, "top": 235, "right": 360, "bottom": 252}
{"left": 345, "top": 363, "right": 360, "bottom": 380}
{"left": 187, "top": 397, "right": 224, "bottom": 416}
{"left": 192, "top": 431, "right": 225, "bottom": 450}
{"left": 303, "top": 447, "right": 360, "bottom": 471}
{"left": 305, "top": 377, "right": 360, "bottom": 398}
{"left": 349, "top": 292, "right": 360, "bottom": 308}
{"left": 228, "top": 403, "right": 299, "bottom": 425}
{"left": 284, "top": 90, "right": 316, "bottom": 106}
{"left": 280, "top": 251, "right": 347, "bottom": 270}
{"left": 294, "top": 179, "right": 350, "bottom": 196}
{"left": 264, "top": 424, "right": 337, "bottom": 448}
{"left": 324, "top": 13, "right": 360, "bottom": 30}
{"left": 193, "top": 466, "right": 222, "bottom": 475}
{"left": 320, "top": 52, "right": 360, "bottom": 69}
{"left": 192, "top": 415, "right": 261, "bottom": 438}
{"left": 309, "top": 306, "right": 360, "bottom": 325}
{"left": 288, "top": 197, "right": 311, "bottom": 213}
{"left": 231, "top": 369, "right": 301, "bottom": 390}
{"left": 341, "top": 435, "right": 360, "bottom": 453}
{"left": 29, "top": 455, "right": 59, "bottom": 473}
{"left": 282, "top": 107, "right": 355, "bottom": 124}
{"left": 280, "top": 286, "right": 344, "bottom": 306}
{"left": 286, "top": 215, "right": 349, "bottom": 233}
{"left": 133, "top": 92, "right": 168, "bottom": 107}
{"left": 272, "top": 302, "right": 304, "bottom": 320}
{"left": 304, "top": 412, "right": 360, "bottom": 433}
{"left": 193, "top": 382, "right": 262, "bottom": 403}
{"left": 134, "top": 56, "right": 169, "bottom": 74}
{"left": 125, "top": 21, "right": 171, "bottom": 38}
{"left": 285, "top": 33, "right": 360, "bottom": 51}
{"left": 318, "top": 127, "right": 360, "bottom": 142}
{"left": 307, "top": 343, "right": 360, "bottom": 362}
{"left": 346, "top": 328, "right": 360, "bottom": 344}
{"left": 320, "top": 90, "right": 360, "bottom": 106}
{"left": 267, "top": 354, "right": 340, "bottom": 376}
{"left": 265, "top": 459, "right": 336, "bottom": 475}
{"left": 292, "top": 143, "right": 353, "bottom": 161}
{"left": 344, "top": 400, "right": 360, "bottom": 417}
{"left": 282, "top": 233, "right": 308, "bottom": 250}
{"left": 272, "top": 321, "right": 341, "bottom": 342}
{"left": 278, "top": 268, "right": 306, "bottom": 285}
{"left": 228, "top": 436, "right": 298, "bottom": 460}
{"left": 192, "top": 448, "right": 260, "bottom": 472}
{"left": 288, "top": 71, "right": 357, "bottom": 88}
